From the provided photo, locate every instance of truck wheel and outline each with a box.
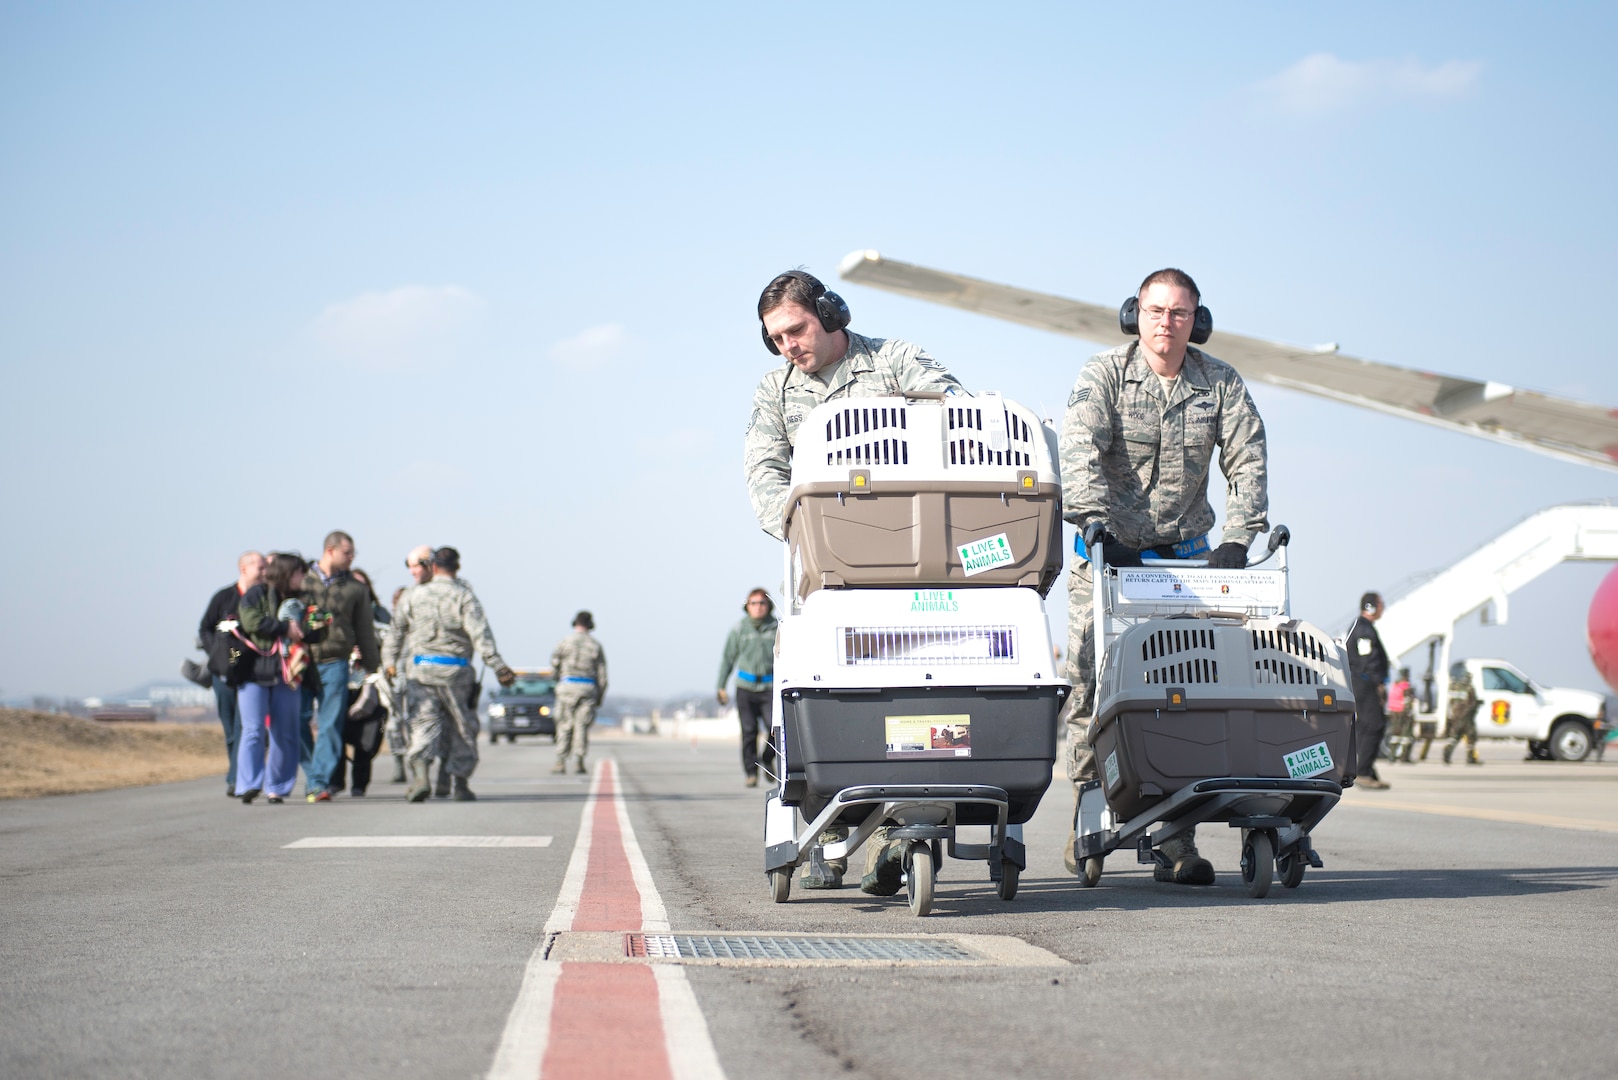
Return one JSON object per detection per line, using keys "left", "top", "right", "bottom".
{"left": 1549, "top": 720, "right": 1593, "bottom": 762}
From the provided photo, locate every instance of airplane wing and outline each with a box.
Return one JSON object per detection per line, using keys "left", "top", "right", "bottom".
{"left": 838, "top": 249, "right": 1618, "bottom": 473}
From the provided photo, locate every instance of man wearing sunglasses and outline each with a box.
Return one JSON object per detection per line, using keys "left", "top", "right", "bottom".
{"left": 1059, "top": 268, "right": 1269, "bottom": 886}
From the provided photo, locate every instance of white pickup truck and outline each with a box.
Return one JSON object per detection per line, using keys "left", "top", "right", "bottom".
{"left": 1457, "top": 658, "right": 1607, "bottom": 761}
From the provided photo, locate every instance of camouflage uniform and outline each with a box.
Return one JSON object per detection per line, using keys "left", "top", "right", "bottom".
{"left": 1443, "top": 669, "right": 1482, "bottom": 764}
{"left": 744, "top": 329, "right": 965, "bottom": 892}
{"left": 551, "top": 630, "right": 607, "bottom": 772}
{"left": 743, "top": 330, "right": 964, "bottom": 539}
{"left": 381, "top": 577, "right": 511, "bottom": 780}
{"left": 1060, "top": 341, "right": 1269, "bottom": 785}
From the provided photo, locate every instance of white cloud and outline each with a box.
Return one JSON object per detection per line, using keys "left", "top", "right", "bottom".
{"left": 312, "top": 285, "right": 487, "bottom": 370}
{"left": 549, "top": 323, "right": 630, "bottom": 370}
{"left": 1250, "top": 53, "right": 1482, "bottom": 117}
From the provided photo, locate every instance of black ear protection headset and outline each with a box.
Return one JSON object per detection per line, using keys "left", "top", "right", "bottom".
{"left": 761, "top": 271, "right": 851, "bottom": 355}
{"left": 1118, "top": 295, "right": 1214, "bottom": 345}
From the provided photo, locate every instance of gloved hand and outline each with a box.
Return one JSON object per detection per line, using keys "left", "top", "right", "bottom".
{"left": 1206, "top": 542, "right": 1249, "bottom": 569}
{"left": 1098, "top": 530, "right": 1142, "bottom": 568}
{"left": 495, "top": 665, "right": 516, "bottom": 687}
{"left": 717, "top": 688, "right": 729, "bottom": 707}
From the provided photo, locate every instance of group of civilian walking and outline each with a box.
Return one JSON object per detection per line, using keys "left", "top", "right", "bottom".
{"left": 196, "top": 532, "right": 515, "bottom": 805}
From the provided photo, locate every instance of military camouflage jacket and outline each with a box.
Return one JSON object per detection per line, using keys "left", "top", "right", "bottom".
{"left": 1447, "top": 673, "right": 1480, "bottom": 723}
{"left": 552, "top": 630, "right": 607, "bottom": 696}
{"left": 743, "top": 330, "right": 964, "bottom": 539}
{"left": 1060, "top": 342, "right": 1268, "bottom": 550}
{"left": 381, "top": 575, "right": 509, "bottom": 686}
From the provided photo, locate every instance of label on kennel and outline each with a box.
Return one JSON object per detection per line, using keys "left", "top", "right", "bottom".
{"left": 958, "top": 532, "right": 1015, "bottom": 577}
{"left": 885, "top": 713, "right": 972, "bottom": 759}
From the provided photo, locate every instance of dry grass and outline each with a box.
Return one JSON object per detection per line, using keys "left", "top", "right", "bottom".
{"left": 0, "top": 708, "right": 226, "bottom": 799}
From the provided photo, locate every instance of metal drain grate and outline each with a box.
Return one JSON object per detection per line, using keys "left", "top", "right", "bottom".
{"left": 624, "top": 934, "right": 976, "bottom": 963}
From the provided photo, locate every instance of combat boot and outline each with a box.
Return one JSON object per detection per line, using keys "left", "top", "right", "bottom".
{"left": 451, "top": 775, "right": 476, "bottom": 801}
{"left": 405, "top": 760, "right": 431, "bottom": 803}
{"left": 434, "top": 765, "right": 452, "bottom": 798}
{"left": 390, "top": 756, "right": 407, "bottom": 784}
{"left": 859, "top": 839, "right": 906, "bottom": 896}
{"left": 1467, "top": 750, "right": 1483, "bottom": 765}
{"left": 1154, "top": 830, "right": 1215, "bottom": 885}
{"left": 572, "top": 760, "right": 588, "bottom": 775}
{"left": 1064, "top": 830, "right": 1079, "bottom": 876}
{"left": 551, "top": 760, "right": 567, "bottom": 774}
{"left": 1442, "top": 744, "right": 1455, "bottom": 765}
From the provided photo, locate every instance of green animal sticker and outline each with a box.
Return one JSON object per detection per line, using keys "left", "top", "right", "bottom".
{"left": 958, "top": 533, "right": 1014, "bottom": 577}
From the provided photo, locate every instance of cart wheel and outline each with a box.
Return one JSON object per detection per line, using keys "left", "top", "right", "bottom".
{"left": 1278, "top": 851, "right": 1305, "bottom": 889}
{"left": 1081, "top": 856, "right": 1104, "bottom": 888}
{"left": 996, "top": 861, "right": 1019, "bottom": 901}
{"left": 906, "top": 842, "right": 935, "bottom": 916}
{"left": 1241, "top": 832, "right": 1274, "bottom": 898}
{"left": 768, "top": 869, "right": 791, "bottom": 903}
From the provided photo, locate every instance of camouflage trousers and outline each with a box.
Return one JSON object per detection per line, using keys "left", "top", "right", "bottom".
{"left": 1446, "top": 714, "right": 1477, "bottom": 747}
{"left": 1063, "top": 561, "right": 1099, "bottom": 795}
{"left": 554, "top": 683, "right": 598, "bottom": 767}
{"left": 404, "top": 674, "right": 479, "bottom": 779}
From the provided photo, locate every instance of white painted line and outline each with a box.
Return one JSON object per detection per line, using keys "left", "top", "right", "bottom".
{"left": 615, "top": 767, "right": 669, "bottom": 933}
{"left": 654, "top": 963, "right": 728, "bottom": 1080}
{"left": 544, "top": 763, "right": 606, "bottom": 935}
{"left": 486, "top": 945, "right": 561, "bottom": 1080}
{"left": 283, "top": 836, "right": 553, "bottom": 848}
{"left": 487, "top": 762, "right": 605, "bottom": 1080}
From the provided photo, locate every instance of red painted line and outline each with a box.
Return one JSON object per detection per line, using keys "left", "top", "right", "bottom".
{"left": 541, "top": 760, "right": 674, "bottom": 1080}
{"left": 544, "top": 963, "right": 672, "bottom": 1080}
{"left": 571, "top": 761, "right": 643, "bottom": 932}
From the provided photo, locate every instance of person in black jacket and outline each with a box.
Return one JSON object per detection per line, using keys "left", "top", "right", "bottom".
{"left": 1346, "top": 591, "right": 1392, "bottom": 789}
{"left": 198, "top": 552, "right": 265, "bottom": 797}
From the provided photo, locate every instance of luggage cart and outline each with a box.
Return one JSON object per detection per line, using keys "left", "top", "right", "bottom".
{"left": 1072, "top": 524, "right": 1356, "bottom": 898}
{"left": 761, "top": 392, "right": 1067, "bottom": 916}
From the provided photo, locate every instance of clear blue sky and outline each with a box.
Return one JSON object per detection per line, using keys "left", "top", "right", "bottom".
{"left": 4, "top": 1, "right": 1617, "bottom": 701}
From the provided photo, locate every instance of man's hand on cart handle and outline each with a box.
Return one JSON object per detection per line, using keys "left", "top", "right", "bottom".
{"left": 1206, "top": 542, "right": 1249, "bottom": 569}
{"left": 1086, "top": 523, "right": 1143, "bottom": 567}
{"left": 717, "top": 688, "right": 729, "bottom": 707}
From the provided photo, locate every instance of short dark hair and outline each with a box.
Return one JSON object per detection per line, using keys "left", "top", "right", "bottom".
{"left": 1137, "top": 268, "right": 1200, "bottom": 304}
{"left": 573, "top": 610, "right": 594, "bottom": 631}
{"left": 758, "top": 270, "right": 825, "bottom": 321}
{"left": 433, "top": 546, "right": 460, "bottom": 573}
{"left": 323, "top": 530, "right": 353, "bottom": 553}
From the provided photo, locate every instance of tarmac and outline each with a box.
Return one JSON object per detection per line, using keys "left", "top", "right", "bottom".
{"left": 2, "top": 732, "right": 1614, "bottom": 1079}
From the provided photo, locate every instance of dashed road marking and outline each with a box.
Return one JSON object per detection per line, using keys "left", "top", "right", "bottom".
{"left": 1344, "top": 797, "right": 1618, "bottom": 834}
{"left": 283, "top": 836, "right": 554, "bottom": 848}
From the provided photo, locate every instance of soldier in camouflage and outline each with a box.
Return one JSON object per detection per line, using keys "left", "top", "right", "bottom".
{"left": 745, "top": 270, "right": 967, "bottom": 895}
{"left": 551, "top": 611, "right": 607, "bottom": 775}
{"left": 1443, "top": 663, "right": 1483, "bottom": 765}
{"left": 381, "top": 546, "right": 515, "bottom": 802}
{"left": 744, "top": 270, "right": 964, "bottom": 541}
{"left": 1060, "top": 268, "right": 1269, "bottom": 886}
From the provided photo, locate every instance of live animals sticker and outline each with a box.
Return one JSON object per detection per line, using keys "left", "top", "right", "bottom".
{"left": 1283, "top": 741, "right": 1334, "bottom": 779}
{"left": 958, "top": 533, "right": 1015, "bottom": 577}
